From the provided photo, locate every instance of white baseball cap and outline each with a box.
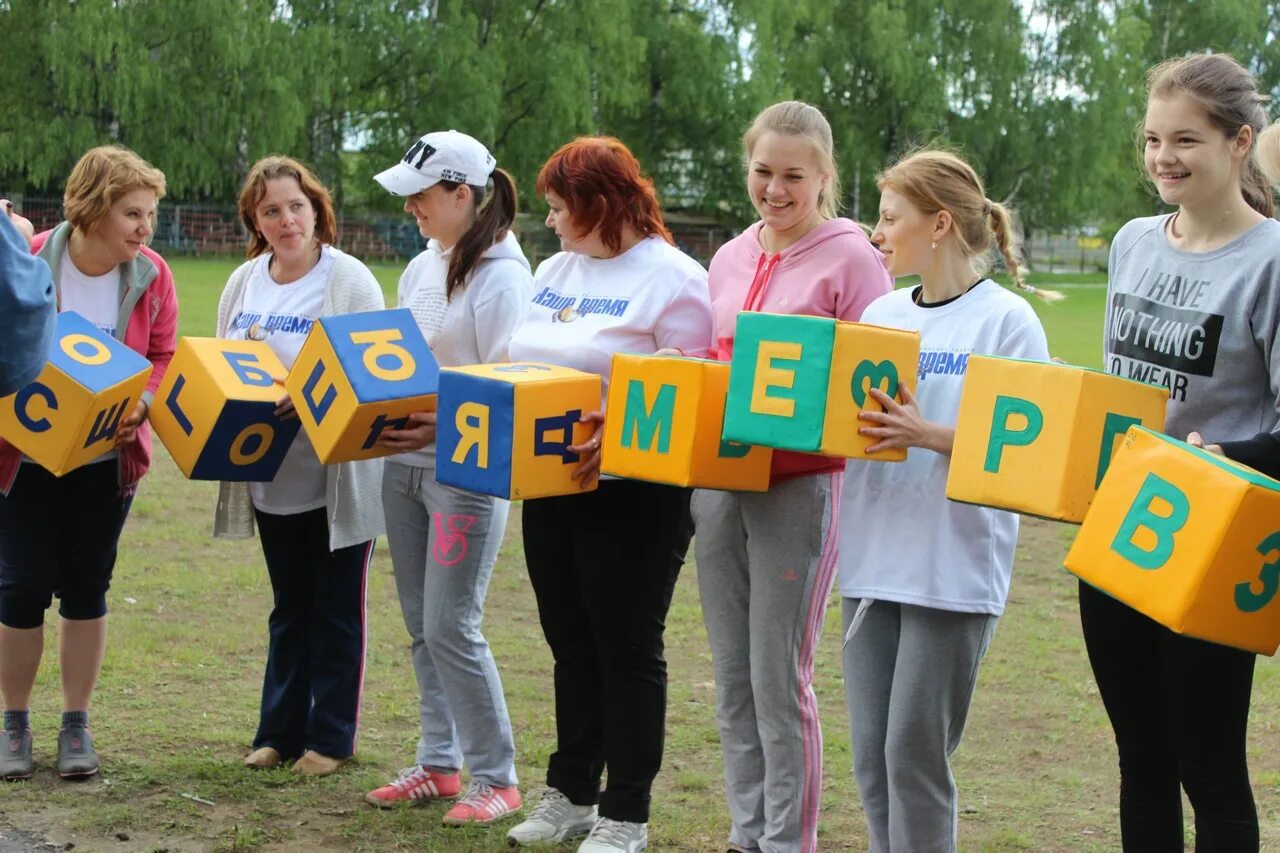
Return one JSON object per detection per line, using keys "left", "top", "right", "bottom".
{"left": 373, "top": 130, "right": 496, "bottom": 196}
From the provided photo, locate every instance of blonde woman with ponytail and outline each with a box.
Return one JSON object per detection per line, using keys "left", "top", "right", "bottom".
{"left": 1081, "top": 54, "right": 1280, "bottom": 852}
{"left": 836, "top": 148, "right": 1051, "bottom": 851}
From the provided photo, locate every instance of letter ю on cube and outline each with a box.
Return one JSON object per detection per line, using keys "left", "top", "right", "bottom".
{"left": 0, "top": 311, "right": 150, "bottom": 476}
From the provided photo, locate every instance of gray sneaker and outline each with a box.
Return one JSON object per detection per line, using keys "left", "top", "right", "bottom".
{"left": 578, "top": 817, "right": 648, "bottom": 853}
{"left": 506, "top": 788, "right": 597, "bottom": 845}
{"left": 0, "top": 728, "right": 32, "bottom": 781}
{"left": 57, "top": 724, "right": 98, "bottom": 779}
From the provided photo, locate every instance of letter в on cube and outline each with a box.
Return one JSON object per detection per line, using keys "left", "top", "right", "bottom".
{"left": 1066, "top": 426, "right": 1280, "bottom": 655}
{"left": 946, "top": 355, "right": 1167, "bottom": 522}
{"left": 435, "top": 362, "right": 601, "bottom": 499}
{"left": 819, "top": 321, "right": 921, "bottom": 461}
{"left": 601, "top": 353, "right": 770, "bottom": 490}
{"left": 151, "top": 337, "right": 301, "bottom": 481}
{"left": 0, "top": 311, "right": 150, "bottom": 476}
{"left": 285, "top": 308, "right": 439, "bottom": 464}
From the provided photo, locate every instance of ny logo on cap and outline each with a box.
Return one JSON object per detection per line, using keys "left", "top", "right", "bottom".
{"left": 402, "top": 140, "right": 437, "bottom": 170}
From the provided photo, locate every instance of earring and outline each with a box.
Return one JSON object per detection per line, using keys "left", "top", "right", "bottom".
{"left": 931, "top": 241, "right": 937, "bottom": 250}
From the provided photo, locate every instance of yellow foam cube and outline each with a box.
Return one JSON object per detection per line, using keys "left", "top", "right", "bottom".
{"left": 151, "top": 338, "right": 302, "bottom": 481}
{"left": 946, "top": 356, "right": 1167, "bottom": 522}
{"left": 600, "top": 354, "right": 771, "bottom": 491}
{"left": 1066, "top": 426, "right": 1280, "bottom": 655}
{"left": 0, "top": 312, "right": 150, "bottom": 476}
{"left": 435, "top": 362, "right": 601, "bottom": 499}
{"left": 285, "top": 308, "right": 439, "bottom": 464}
{"left": 819, "top": 321, "right": 921, "bottom": 461}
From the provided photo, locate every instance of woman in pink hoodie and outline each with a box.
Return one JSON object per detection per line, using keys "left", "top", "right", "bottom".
{"left": 691, "top": 102, "right": 890, "bottom": 853}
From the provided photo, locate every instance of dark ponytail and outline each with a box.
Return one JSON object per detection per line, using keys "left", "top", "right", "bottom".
{"left": 444, "top": 167, "right": 518, "bottom": 300}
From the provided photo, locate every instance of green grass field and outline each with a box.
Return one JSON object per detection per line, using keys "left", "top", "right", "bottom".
{"left": 2, "top": 262, "right": 1274, "bottom": 852}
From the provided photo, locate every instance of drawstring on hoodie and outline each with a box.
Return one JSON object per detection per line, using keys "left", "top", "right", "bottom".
{"left": 742, "top": 251, "right": 783, "bottom": 313}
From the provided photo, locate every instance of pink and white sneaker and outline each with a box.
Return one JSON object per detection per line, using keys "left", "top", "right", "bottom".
{"left": 364, "top": 765, "right": 461, "bottom": 807}
{"left": 442, "top": 781, "right": 522, "bottom": 825}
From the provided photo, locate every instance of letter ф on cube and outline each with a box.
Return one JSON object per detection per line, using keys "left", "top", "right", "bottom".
{"left": 286, "top": 308, "right": 439, "bottom": 464}
{"left": 0, "top": 311, "right": 150, "bottom": 476}
{"left": 721, "top": 311, "right": 920, "bottom": 460}
{"left": 150, "top": 338, "right": 301, "bottom": 481}
{"left": 600, "top": 353, "right": 770, "bottom": 491}
{"left": 946, "top": 356, "right": 1167, "bottom": 522}
{"left": 435, "top": 362, "right": 601, "bottom": 499}
{"left": 1066, "top": 426, "right": 1280, "bottom": 655}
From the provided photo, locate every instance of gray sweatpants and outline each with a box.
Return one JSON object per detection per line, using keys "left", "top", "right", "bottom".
{"left": 693, "top": 473, "right": 841, "bottom": 853}
{"left": 841, "top": 598, "right": 997, "bottom": 853}
{"left": 382, "top": 460, "right": 517, "bottom": 787}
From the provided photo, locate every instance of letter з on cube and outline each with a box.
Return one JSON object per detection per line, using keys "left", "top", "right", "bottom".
{"left": 1066, "top": 426, "right": 1280, "bottom": 655}
{"left": 0, "top": 311, "right": 150, "bottom": 476}
{"left": 946, "top": 356, "right": 1167, "bottom": 522}
{"left": 435, "top": 362, "right": 601, "bottom": 499}
{"left": 285, "top": 308, "right": 439, "bottom": 464}
{"left": 601, "top": 354, "right": 771, "bottom": 490}
{"left": 818, "top": 320, "right": 920, "bottom": 461}
{"left": 151, "top": 338, "right": 301, "bottom": 481}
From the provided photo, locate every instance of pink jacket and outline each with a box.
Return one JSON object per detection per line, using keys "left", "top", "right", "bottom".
{"left": 708, "top": 218, "right": 891, "bottom": 482}
{"left": 0, "top": 224, "right": 179, "bottom": 495}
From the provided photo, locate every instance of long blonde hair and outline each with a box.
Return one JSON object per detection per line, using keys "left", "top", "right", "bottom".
{"left": 743, "top": 101, "right": 842, "bottom": 220}
{"left": 878, "top": 149, "right": 1063, "bottom": 303}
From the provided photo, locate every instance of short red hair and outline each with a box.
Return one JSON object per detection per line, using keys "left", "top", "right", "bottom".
{"left": 536, "top": 136, "right": 672, "bottom": 255}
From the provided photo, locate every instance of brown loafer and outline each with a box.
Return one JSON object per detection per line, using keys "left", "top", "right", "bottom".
{"left": 243, "top": 746, "right": 282, "bottom": 769}
{"left": 291, "top": 750, "right": 343, "bottom": 777}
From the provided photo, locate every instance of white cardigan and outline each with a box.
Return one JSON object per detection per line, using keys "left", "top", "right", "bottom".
{"left": 212, "top": 248, "right": 387, "bottom": 550}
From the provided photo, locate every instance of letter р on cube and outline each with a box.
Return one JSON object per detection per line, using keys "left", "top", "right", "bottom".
{"left": 286, "top": 308, "right": 439, "bottom": 464}
{"left": 818, "top": 321, "right": 920, "bottom": 461}
{"left": 600, "top": 354, "right": 771, "bottom": 491}
{"left": 151, "top": 338, "right": 301, "bottom": 481}
{"left": 0, "top": 311, "right": 150, "bottom": 476}
{"left": 946, "top": 355, "right": 1167, "bottom": 522}
{"left": 722, "top": 312, "right": 836, "bottom": 452}
{"left": 1066, "top": 426, "right": 1280, "bottom": 655}
{"left": 435, "top": 362, "right": 601, "bottom": 500}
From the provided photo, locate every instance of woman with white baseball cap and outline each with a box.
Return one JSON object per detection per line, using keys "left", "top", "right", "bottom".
{"left": 363, "top": 130, "right": 532, "bottom": 827}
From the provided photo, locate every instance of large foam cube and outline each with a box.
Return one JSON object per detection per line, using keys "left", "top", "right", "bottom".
{"left": 723, "top": 313, "right": 834, "bottom": 451}
{"left": 1066, "top": 426, "right": 1280, "bottom": 655}
{"left": 435, "top": 362, "right": 600, "bottom": 499}
{"left": 819, "top": 321, "right": 921, "bottom": 461}
{"left": 600, "top": 354, "right": 771, "bottom": 491}
{"left": 151, "top": 338, "right": 302, "bottom": 481}
{"left": 946, "top": 356, "right": 1167, "bottom": 522}
{"left": 286, "top": 308, "right": 439, "bottom": 464}
{"left": 0, "top": 311, "right": 150, "bottom": 476}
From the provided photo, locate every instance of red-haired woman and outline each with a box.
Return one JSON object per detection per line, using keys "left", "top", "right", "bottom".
{"left": 504, "top": 137, "right": 713, "bottom": 853}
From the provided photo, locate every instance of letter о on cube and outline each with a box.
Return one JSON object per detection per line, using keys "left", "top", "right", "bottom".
{"left": 1065, "top": 426, "right": 1280, "bottom": 655}
{"left": 151, "top": 338, "right": 301, "bottom": 480}
{"left": 0, "top": 311, "right": 150, "bottom": 476}
{"left": 600, "top": 354, "right": 771, "bottom": 490}
{"left": 286, "top": 308, "right": 439, "bottom": 464}
{"left": 435, "top": 362, "right": 600, "bottom": 499}
{"left": 946, "top": 356, "right": 1166, "bottom": 522}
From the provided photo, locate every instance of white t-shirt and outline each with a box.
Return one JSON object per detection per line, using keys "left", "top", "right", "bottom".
{"left": 59, "top": 248, "right": 120, "bottom": 337}
{"left": 837, "top": 280, "right": 1050, "bottom": 615}
{"left": 508, "top": 236, "right": 713, "bottom": 400}
{"left": 225, "top": 248, "right": 333, "bottom": 514}
{"left": 394, "top": 231, "right": 533, "bottom": 467}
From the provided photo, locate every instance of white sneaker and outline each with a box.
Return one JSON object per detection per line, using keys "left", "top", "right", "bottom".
{"left": 577, "top": 817, "right": 648, "bottom": 852}
{"left": 506, "top": 788, "right": 597, "bottom": 845}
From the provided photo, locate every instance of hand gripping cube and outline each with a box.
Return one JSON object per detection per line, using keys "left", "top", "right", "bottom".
{"left": 435, "top": 362, "right": 601, "bottom": 499}
{"left": 0, "top": 311, "right": 150, "bottom": 475}
{"left": 600, "top": 353, "right": 771, "bottom": 490}
{"left": 1066, "top": 426, "right": 1280, "bottom": 655}
{"left": 151, "top": 338, "right": 301, "bottom": 481}
{"left": 286, "top": 308, "right": 439, "bottom": 464}
{"left": 722, "top": 312, "right": 920, "bottom": 460}
{"left": 946, "top": 356, "right": 1167, "bottom": 522}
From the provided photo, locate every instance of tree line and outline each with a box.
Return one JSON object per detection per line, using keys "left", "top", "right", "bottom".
{"left": 1, "top": 0, "right": 1277, "bottom": 237}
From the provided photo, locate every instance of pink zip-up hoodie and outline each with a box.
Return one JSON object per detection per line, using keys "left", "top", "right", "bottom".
{"left": 0, "top": 223, "right": 179, "bottom": 495}
{"left": 708, "top": 217, "right": 891, "bottom": 482}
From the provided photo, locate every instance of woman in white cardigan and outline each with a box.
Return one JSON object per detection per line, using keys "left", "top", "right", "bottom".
{"left": 213, "top": 156, "right": 385, "bottom": 777}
